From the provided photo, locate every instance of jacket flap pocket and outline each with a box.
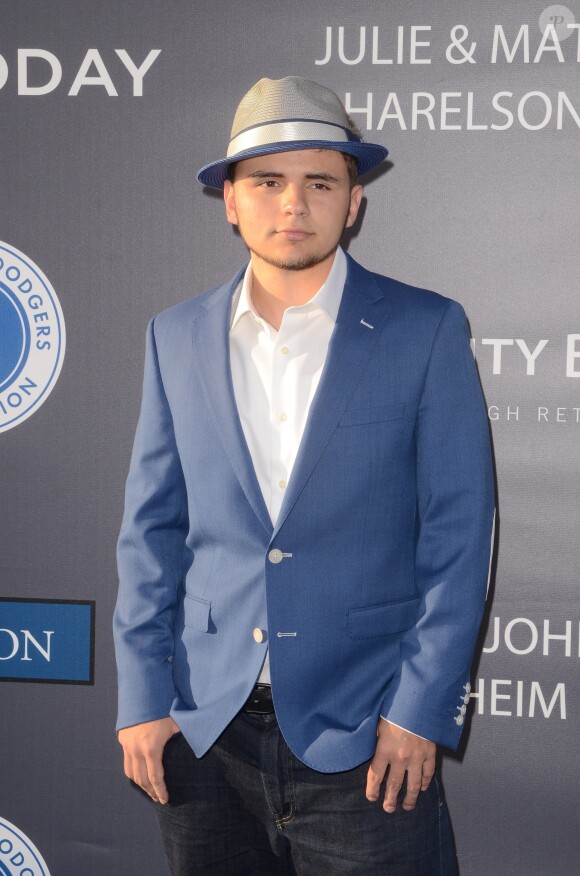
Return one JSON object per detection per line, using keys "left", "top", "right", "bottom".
{"left": 184, "top": 594, "right": 211, "bottom": 632}
{"left": 339, "top": 402, "right": 405, "bottom": 428}
{"left": 348, "top": 596, "right": 420, "bottom": 639}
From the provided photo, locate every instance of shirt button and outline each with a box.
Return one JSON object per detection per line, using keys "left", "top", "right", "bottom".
{"left": 279, "top": 412, "right": 288, "bottom": 422}
{"left": 459, "top": 705, "right": 467, "bottom": 715}
{"left": 268, "top": 549, "right": 283, "bottom": 564}
{"left": 280, "top": 346, "right": 289, "bottom": 355}
{"left": 253, "top": 628, "right": 265, "bottom": 644}
{"left": 464, "top": 682, "right": 471, "bottom": 693}
{"left": 278, "top": 479, "right": 287, "bottom": 489}
{"left": 455, "top": 715, "right": 464, "bottom": 726}
{"left": 463, "top": 694, "right": 470, "bottom": 704}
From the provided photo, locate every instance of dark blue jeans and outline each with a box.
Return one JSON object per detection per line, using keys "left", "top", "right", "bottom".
{"left": 155, "top": 712, "right": 458, "bottom": 875}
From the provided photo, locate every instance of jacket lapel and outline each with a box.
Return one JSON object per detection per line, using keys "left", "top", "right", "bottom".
{"left": 191, "top": 269, "right": 273, "bottom": 535}
{"left": 190, "top": 257, "right": 390, "bottom": 540}
{"left": 273, "top": 256, "right": 390, "bottom": 536}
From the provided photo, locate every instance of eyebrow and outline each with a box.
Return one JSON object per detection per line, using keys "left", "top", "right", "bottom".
{"left": 305, "top": 173, "right": 340, "bottom": 182}
{"left": 246, "top": 170, "right": 340, "bottom": 183}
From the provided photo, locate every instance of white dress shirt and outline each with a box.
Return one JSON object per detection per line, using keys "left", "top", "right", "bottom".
{"left": 230, "top": 247, "right": 346, "bottom": 683}
{"left": 230, "top": 247, "right": 346, "bottom": 527}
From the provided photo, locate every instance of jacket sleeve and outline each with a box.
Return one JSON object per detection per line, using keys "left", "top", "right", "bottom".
{"left": 113, "top": 317, "right": 188, "bottom": 730}
{"left": 381, "top": 299, "right": 495, "bottom": 749}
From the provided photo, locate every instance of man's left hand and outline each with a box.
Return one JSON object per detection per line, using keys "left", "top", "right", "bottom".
{"left": 366, "top": 720, "right": 436, "bottom": 813}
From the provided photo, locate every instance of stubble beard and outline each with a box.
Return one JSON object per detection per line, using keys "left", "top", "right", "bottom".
{"left": 247, "top": 242, "right": 340, "bottom": 272}
{"left": 236, "top": 217, "right": 348, "bottom": 273}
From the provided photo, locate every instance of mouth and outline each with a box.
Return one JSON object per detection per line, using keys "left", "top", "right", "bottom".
{"left": 277, "top": 229, "right": 313, "bottom": 241}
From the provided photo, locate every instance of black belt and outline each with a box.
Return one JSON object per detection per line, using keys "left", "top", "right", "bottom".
{"left": 242, "top": 683, "right": 274, "bottom": 714}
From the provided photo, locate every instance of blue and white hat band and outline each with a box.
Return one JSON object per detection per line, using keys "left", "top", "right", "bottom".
{"left": 227, "top": 119, "right": 356, "bottom": 157}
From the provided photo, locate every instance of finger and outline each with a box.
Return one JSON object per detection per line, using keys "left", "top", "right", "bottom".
{"left": 366, "top": 754, "right": 389, "bottom": 801}
{"left": 129, "top": 753, "right": 158, "bottom": 800}
{"left": 145, "top": 754, "right": 169, "bottom": 805}
{"left": 123, "top": 748, "right": 135, "bottom": 782}
{"left": 383, "top": 765, "right": 406, "bottom": 813}
{"left": 124, "top": 750, "right": 147, "bottom": 792}
{"left": 421, "top": 757, "right": 436, "bottom": 792}
{"left": 402, "top": 764, "right": 423, "bottom": 811}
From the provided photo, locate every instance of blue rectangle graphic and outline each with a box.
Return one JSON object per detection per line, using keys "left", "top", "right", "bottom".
{"left": 0, "top": 598, "right": 95, "bottom": 683}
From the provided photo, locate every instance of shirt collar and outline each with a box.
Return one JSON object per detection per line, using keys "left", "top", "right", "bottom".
{"left": 230, "top": 246, "right": 347, "bottom": 332}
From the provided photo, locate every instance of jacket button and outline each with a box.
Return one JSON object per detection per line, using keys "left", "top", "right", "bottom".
{"left": 253, "top": 628, "right": 266, "bottom": 643}
{"left": 268, "top": 549, "right": 283, "bottom": 564}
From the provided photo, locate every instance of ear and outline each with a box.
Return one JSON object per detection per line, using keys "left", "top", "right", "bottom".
{"left": 223, "top": 180, "right": 239, "bottom": 226}
{"left": 345, "top": 184, "right": 363, "bottom": 229}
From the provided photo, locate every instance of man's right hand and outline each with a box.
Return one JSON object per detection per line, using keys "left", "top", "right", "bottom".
{"left": 118, "top": 716, "right": 180, "bottom": 804}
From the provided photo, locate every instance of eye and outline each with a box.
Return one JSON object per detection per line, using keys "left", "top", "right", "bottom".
{"left": 258, "top": 179, "right": 280, "bottom": 188}
{"left": 310, "top": 182, "right": 330, "bottom": 190}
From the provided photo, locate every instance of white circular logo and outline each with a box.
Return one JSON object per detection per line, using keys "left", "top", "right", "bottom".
{"left": 0, "top": 242, "right": 65, "bottom": 433}
{"left": 539, "top": 5, "right": 576, "bottom": 40}
{"left": 0, "top": 818, "right": 51, "bottom": 876}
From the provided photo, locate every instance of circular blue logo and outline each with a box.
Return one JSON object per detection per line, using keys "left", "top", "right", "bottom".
{"left": 0, "top": 242, "right": 65, "bottom": 432}
{"left": 0, "top": 818, "right": 51, "bottom": 875}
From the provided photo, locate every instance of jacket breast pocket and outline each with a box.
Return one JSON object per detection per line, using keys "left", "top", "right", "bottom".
{"left": 348, "top": 595, "right": 420, "bottom": 639}
{"left": 339, "top": 402, "right": 405, "bottom": 428}
{"left": 184, "top": 593, "right": 212, "bottom": 632}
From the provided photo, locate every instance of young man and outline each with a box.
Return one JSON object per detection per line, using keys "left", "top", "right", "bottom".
{"left": 114, "top": 76, "right": 495, "bottom": 875}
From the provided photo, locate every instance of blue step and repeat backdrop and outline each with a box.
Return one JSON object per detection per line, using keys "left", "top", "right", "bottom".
{"left": 0, "top": 1, "right": 578, "bottom": 873}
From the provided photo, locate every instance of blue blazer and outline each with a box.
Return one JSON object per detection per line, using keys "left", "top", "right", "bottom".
{"left": 114, "top": 254, "right": 495, "bottom": 772}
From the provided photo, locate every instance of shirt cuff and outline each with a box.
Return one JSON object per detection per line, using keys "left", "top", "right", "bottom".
{"left": 379, "top": 717, "right": 429, "bottom": 741}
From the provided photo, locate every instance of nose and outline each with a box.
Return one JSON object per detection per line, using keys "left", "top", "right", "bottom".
{"left": 283, "top": 184, "right": 309, "bottom": 217}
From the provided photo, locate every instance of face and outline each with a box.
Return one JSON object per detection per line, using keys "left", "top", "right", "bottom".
{"left": 223, "top": 149, "right": 363, "bottom": 273}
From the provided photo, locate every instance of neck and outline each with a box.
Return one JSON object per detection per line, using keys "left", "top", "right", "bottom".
{"left": 250, "top": 251, "right": 335, "bottom": 331}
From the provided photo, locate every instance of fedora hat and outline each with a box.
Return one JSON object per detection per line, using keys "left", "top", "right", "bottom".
{"left": 197, "top": 76, "right": 388, "bottom": 190}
